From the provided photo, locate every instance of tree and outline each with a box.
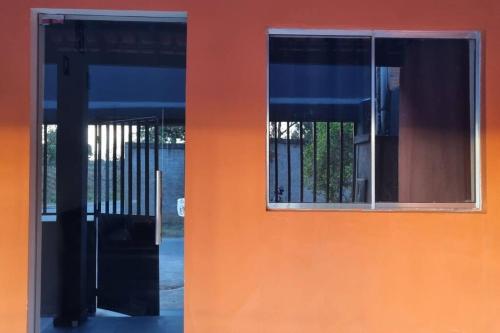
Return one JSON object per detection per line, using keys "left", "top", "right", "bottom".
{"left": 269, "top": 121, "right": 300, "bottom": 140}
{"left": 45, "top": 125, "right": 93, "bottom": 162}
{"left": 45, "top": 126, "right": 57, "bottom": 164}
{"left": 270, "top": 121, "right": 354, "bottom": 203}
{"left": 303, "top": 122, "right": 354, "bottom": 202}
{"left": 160, "top": 126, "right": 185, "bottom": 143}
{"left": 139, "top": 125, "right": 185, "bottom": 144}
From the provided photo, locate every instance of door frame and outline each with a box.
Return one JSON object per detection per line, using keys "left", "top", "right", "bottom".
{"left": 28, "top": 9, "right": 187, "bottom": 333}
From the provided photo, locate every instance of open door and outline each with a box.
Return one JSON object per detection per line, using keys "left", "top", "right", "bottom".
{"left": 95, "top": 118, "right": 163, "bottom": 316}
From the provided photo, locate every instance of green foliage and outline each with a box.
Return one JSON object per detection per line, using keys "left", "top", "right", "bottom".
{"left": 302, "top": 122, "right": 354, "bottom": 202}
{"left": 139, "top": 125, "right": 185, "bottom": 144}
{"left": 161, "top": 126, "right": 185, "bottom": 144}
{"left": 269, "top": 121, "right": 355, "bottom": 202}
{"left": 45, "top": 126, "right": 93, "bottom": 162}
{"left": 45, "top": 127, "right": 57, "bottom": 164}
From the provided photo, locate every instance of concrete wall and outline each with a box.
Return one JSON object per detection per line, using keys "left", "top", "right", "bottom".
{"left": 120, "top": 144, "right": 185, "bottom": 234}
{"left": 269, "top": 141, "right": 325, "bottom": 203}
{"left": 1, "top": 1, "right": 499, "bottom": 333}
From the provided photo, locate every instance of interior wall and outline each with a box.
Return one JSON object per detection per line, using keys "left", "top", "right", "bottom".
{"left": 0, "top": 1, "right": 499, "bottom": 333}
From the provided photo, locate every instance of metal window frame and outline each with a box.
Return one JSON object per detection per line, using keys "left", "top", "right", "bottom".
{"left": 28, "top": 9, "right": 187, "bottom": 333}
{"left": 266, "top": 28, "right": 482, "bottom": 212}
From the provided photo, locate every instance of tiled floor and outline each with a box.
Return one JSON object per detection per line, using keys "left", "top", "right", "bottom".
{"left": 41, "top": 310, "right": 183, "bottom": 333}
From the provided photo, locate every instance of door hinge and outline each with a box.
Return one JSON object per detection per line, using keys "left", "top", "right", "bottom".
{"left": 39, "top": 14, "right": 65, "bottom": 26}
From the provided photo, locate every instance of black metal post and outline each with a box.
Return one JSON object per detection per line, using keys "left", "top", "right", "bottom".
{"left": 352, "top": 123, "right": 356, "bottom": 202}
{"left": 120, "top": 123, "right": 125, "bottom": 214}
{"left": 112, "top": 124, "right": 117, "bottom": 213}
{"left": 54, "top": 53, "right": 88, "bottom": 327}
{"left": 136, "top": 123, "right": 141, "bottom": 215}
{"left": 105, "top": 124, "right": 110, "bottom": 214}
{"left": 274, "top": 122, "right": 279, "bottom": 202}
{"left": 286, "top": 122, "right": 291, "bottom": 202}
{"left": 144, "top": 124, "right": 150, "bottom": 216}
{"left": 313, "top": 122, "right": 317, "bottom": 203}
{"left": 326, "top": 122, "right": 330, "bottom": 203}
{"left": 339, "top": 121, "right": 344, "bottom": 203}
{"left": 97, "top": 125, "right": 101, "bottom": 214}
{"left": 128, "top": 123, "right": 133, "bottom": 215}
{"left": 300, "top": 122, "right": 303, "bottom": 202}
{"left": 93, "top": 124, "right": 97, "bottom": 215}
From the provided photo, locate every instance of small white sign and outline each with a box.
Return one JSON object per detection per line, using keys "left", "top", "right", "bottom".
{"left": 177, "top": 198, "right": 185, "bottom": 217}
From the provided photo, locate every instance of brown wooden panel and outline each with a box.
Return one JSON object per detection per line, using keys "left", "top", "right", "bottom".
{"left": 398, "top": 40, "right": 471, "bottom": 203}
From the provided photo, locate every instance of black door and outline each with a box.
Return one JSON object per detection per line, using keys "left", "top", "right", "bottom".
{"left": 95, "top": 119, "right": 162, "bottom": 316}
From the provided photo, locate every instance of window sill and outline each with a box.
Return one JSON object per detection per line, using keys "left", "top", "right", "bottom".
{"left": 267, "top": 202, "right": 481, "bottom": 212}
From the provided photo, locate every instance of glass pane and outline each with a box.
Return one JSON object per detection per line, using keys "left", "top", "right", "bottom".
{"left": 268, "top": 36, "right": 372, "bottom": 204}
{"left": 375, "top": 38, "right": 475, "bottom": 203}
{"left": 40, "top": 18, "right": 186, "bottom": 331}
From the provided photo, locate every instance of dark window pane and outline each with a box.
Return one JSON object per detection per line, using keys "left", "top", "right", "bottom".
{"left": 375, "top": 38, "right": 475, "bottom": 203}
{"left": 269, "top": 36, "right": 372, "bottom": 203}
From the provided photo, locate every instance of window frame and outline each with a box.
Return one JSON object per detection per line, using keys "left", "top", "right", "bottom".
{"left": 266, "top": 29, "right": 482, "bottom": 211}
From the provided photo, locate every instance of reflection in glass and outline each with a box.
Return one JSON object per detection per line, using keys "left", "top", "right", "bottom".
{"left": 268, "top": 36, "right": 371, "bottom": 203}
{"left": 375, "top": 38, "right": 475, "bottom": 203}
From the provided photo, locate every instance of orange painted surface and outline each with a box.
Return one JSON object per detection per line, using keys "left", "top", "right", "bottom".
{"left": 1, "top": 0, "right": 500, "bottom": 332}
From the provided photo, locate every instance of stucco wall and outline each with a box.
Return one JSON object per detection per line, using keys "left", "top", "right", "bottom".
{"left": 1, "top": 1, "right": 499, "bottom": 332}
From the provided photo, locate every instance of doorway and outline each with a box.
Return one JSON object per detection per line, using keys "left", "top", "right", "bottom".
{"left": 34, "top": 11, "right": 186, "bottom": 333}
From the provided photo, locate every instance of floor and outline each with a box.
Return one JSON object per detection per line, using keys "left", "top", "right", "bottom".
{"left": 160, "top": 237, "right": 184, "bottom": 313}
{"left": 41, "top": 237, "right": 184, "bottom": 333}
{"left": 40, "top": 310, "right": 183, "bottom": 333}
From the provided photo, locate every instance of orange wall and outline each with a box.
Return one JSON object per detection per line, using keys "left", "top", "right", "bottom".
{"left": 1, "top": 0, "right": 500, "bottom": 332}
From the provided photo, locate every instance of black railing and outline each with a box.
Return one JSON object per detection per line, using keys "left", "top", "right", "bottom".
{"left": 41, "top": 119, "right": 161, "bottom": 218}
{"left": 96, "top": 118, "right": 160, "bottom": 217}
{"left": 269, "top": 121, "right": 356, "bottom": 203}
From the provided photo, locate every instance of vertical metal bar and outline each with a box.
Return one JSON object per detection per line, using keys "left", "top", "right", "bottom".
{"left": 112, "top": 123, "right": 117, "bottom": 213}
{"left": 286, "top": 122, "right": 291, "bottom": 202}
{"left": 128, "top": 123, "right": 133, "bottom": 215}
{"left": 93, "top": 124, "right": 97, "bottom": 216}
{"left": 154, "top": 123, "right": 159, "bottom": 216}
{"left": 339, "top": 122, "right": 344, "bottom": 203}
{"left": 370, "top": 36, "right": 376, "bottom": 208}
{"left": 326, "top": 122, "right": 330, "bottom": 203}
{"left": 313, "top": 121, "right": 317, "bottom": 203}
{"left": 155, "top": 170, "right": 163, "bottom": 245}
{"left": 136, "top": 122, "right": 142, "bottom": 215}
{"left": 120, "top": 123, "right": 125, "bottom": 215}
{"left": 42, "top": 124, "right": 47, "bottom": 214}
{"left": 105, "top": 124, "right": 110, "bottom": 213}
{"left": 145, "top": 124, "right": 150, "bottom": 216}
{"left": 300, "top": 121, "right": 303, "bottom": 202}
{"left": 97, "top": 125, "right": 101, "bottom": 214}
{"left": 154, "top": 123, "right": 159, "bottom": 172}
{"left": 274, "top": 121, "right": 278, "bottom": 202}
{"left": 352, "top": 122, "right": 356, "bottom": 203}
